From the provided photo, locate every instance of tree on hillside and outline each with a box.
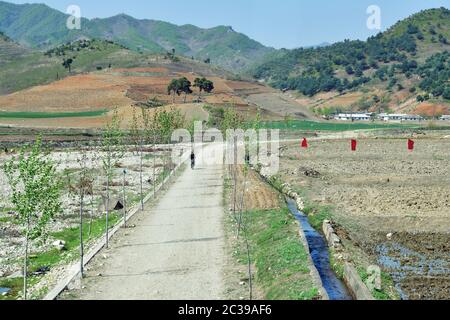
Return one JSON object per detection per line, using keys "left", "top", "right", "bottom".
{"left": 443, "top": 87, "right": 450, "bottom": 100}
{"left": 194, "top": 77, "right": 215, "bottom": 100}
{"left": 168, "top": 79, "right": 181, "bottom": 103}
{"left": 179, "top": 77, "right": 193, "bottom": 103}
{"left": 4, "top": 137, "right": 62, "bottom": 300}
{"left": 62, "top": 58, "right": 73, "bottom": 73}
{"left": 167, "top": 77, "right": 192, "bottom": 103}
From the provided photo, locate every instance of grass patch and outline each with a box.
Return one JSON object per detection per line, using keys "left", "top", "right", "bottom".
{"left": 0, "top": 216, "right": 12, "bottom": 223}
{"left": 0, "top": 278, "right": 24, "bottom": 301}
{"left": 1, "top": 213, "right": 120, "bottom": 300}
{"left": 0, "top": 110, "right": 108, "bottom": 119}
{"left": 357, "top": 266, "right": 398, "bottom": 300}
{"left": 28, "top": 213, "right": 120, "bottom": 273}
{"left": 0, "top": 276, "right": 41, "bottom": 301}
{"left": 235, "top": 208, "right": 319, "bottom": 300}
{"left": 259, "top": 120, "right": 421, "bottom": 132}
{"left": 303, "top": 205, "right": 332, "bottom": 230}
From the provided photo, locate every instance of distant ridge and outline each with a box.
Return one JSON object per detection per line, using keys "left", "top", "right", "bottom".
{"left": 0, "top": 1, "right": 274, "bottom": 71}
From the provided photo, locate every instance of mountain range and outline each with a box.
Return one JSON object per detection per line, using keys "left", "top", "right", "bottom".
{"left": 0, "top": 1, "right": 449, "bottom": 109}
{"left": 247, "top": 7, "right": 450, "bottom": 106}
{"left": 0, "top": 1, "right": 273, "bottom": 71}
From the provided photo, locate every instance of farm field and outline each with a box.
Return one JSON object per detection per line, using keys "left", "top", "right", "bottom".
{"left": 0, "top": 66, "right": 288, "bottom": 129}
{"left": 260, "top": 120, "right": 424, "bottom": 131}
{"left": 277, "top": 130, "right": 450, "bottom": 299}
{"left": 0, "top": 0, "right": 449, "bottom": 303}
{"left": 0, "top": 146, "right": 172, "bottom": 300}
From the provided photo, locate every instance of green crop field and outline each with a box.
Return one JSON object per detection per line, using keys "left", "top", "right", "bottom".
{"left": 0, "top": 110, "right": 108, "bottom": 119}
{"left": 259, "top": 120, "right": 422, "bottom": 132}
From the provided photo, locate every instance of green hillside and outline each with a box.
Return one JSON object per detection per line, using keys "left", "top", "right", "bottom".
{"left": 0, "top": 1, "right": 273, "bottom": 71}
{"left": 0, "top": 31, "right": 30, "bottom": 65}
{"left": 0, "top": 38, "right": 146, "bottom": 94}
{"left": 248, "top": 8, "right": 450, "bottom": 102}
{"left": 0, "top": 35, "right": 237, "bottom": 94}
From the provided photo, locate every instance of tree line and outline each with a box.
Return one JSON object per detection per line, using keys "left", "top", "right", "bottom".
{"left": 2, "top": 106, "right": 190, "bottom": 300}
{"left": 249, "top": 8, "right": 449, "bottom": 100}
{"left": 167, "top": 77, "right": 214, "bottom": 103}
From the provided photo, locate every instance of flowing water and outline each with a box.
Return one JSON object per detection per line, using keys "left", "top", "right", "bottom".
{"left": 286, "top": 199, "right": 353, "bottom": 300}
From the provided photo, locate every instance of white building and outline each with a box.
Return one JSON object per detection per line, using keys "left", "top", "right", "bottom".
{"left": 378, "top": 113, "right": 424, "bottom": 122}
{"left": 334, "top": 113, "right": 372, "bottom": 121}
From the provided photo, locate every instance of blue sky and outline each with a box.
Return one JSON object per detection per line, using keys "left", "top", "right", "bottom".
{"left": 7, "top": 0, "right": 450, "bottom": 48}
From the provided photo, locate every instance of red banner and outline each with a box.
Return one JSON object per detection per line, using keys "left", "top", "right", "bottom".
{"left": 351, "top": 139, "right": 357, "bottom": 151}
{"left": 301, "top": 138, "right": 308, "bottom": 148}
{"left": 408, "top": 139, "right": 415, "bottom": 151}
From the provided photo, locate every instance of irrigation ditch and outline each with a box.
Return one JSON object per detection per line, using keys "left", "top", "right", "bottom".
{"left": 256, "top": 168, "right": 375, "bottom": 300}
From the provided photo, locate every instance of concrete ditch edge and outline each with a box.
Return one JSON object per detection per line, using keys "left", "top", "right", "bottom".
{"left": 255, "top": 170, "right": 329, "bottom": 300}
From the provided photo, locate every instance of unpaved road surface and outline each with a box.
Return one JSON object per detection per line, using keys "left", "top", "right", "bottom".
{"left": 64, "top": 161, "right": 225, "bottom": 300}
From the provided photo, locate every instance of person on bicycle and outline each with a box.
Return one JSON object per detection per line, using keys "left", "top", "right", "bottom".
{"left": 190, "top": 150, "right": 196, "bottom": 169}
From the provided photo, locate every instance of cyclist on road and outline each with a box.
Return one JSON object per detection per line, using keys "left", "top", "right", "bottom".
{"left": 190, "top": 150, "right": 196, "bottom": 170}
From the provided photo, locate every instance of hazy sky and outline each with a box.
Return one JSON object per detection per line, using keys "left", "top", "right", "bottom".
{"left": 6, "top": 0, "right": 450, "bottom": 48}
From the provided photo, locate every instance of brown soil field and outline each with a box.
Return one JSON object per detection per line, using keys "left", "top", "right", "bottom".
{"left": 0, "top": 67, "right": 276, "bottom": 129}
{"left": 0, "top": 74, "right": 131, "bottom": 112}
{"left": 234, "top": 165, "right": 280, "bottom": 211}
{"left": 292, "top": 88, "right": 449, "bottom": 116}
{"left": 246, "top": 92, "right": 317, "bottom": 120}
{"left": 278, "top": 134, "right": 450, "bottom": 300}
{"left": 413, "top": 102, "right": 450, "bottom": 117}
{"left": 223, "top": 165, "right": 281, "bottom": 300}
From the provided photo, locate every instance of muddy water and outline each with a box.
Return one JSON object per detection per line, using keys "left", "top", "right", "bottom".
{"left": 376, "top": 239, "right": 450, "bottom": 300}
{"left": 286, "top": 199, "right": 353, "bottom": 300}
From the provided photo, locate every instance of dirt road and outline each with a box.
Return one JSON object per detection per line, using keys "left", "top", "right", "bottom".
{"left": 68, "top": 161, "right": 226, "bottom": 300}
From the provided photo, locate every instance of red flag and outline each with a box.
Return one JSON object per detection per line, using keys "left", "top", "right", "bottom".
{"left": 301, "top": 138, "right": 308, "bottom": 148}
{"left": 408, "top": 139, "right": 415, "bottom": 151}
{"left": 351, "top": 139, "right": 357, "bottom": 151}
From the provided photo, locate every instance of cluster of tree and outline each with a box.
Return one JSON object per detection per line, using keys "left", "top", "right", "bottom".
{"left": 168, "top": 77, "right": 214, "bottom": 102}
{"left": 249, "top": 8, "right": 449, "bottom": 98}
{"left": 62, "top": 58, "right": 74, "bottom": 73}
{"left": 275, "top": 71, "right": 370, "bottom": 97}
{"left": 415, "top": 51, "right": 450, "bottom": 100}
{"left": 168, "top": 77, "right": 193, "bottom": 103}
{"left": 193, "top": 77, "right": 214, "bottom": 98}
{"left": 164, "top": 48, "right": 180, "bottom": 62}
{"left": 45, "top": 39, "right": 124, "bottom": 58}
{"left": 255, "top": 30, "right": 419, "bottom": 96}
